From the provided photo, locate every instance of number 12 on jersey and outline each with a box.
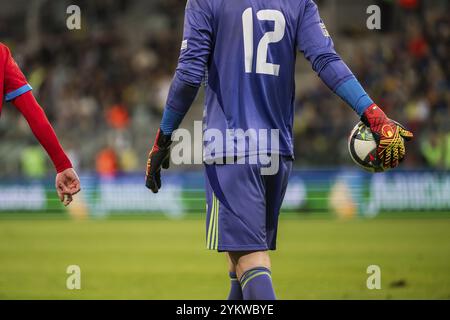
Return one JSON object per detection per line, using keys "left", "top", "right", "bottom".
{"left": 242, "top": 8, "right": 286, "bottom": 76}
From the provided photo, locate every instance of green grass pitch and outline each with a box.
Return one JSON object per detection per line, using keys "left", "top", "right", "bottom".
{"left": 0, "top": 216, "right": 449, "bottom": 299}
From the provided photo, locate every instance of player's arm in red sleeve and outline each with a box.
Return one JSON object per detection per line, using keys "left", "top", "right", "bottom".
{"left": 2, "top": 44, "right": 80, "bottom": 205}
{"left": 12, "top": 92, "right": 72, "bottom": 173}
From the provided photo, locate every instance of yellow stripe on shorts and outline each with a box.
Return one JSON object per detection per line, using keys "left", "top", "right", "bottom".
{"left": 206, "top": 194, "right": 215, "bottom": 249}
{"left": 207, "top": 194, "right": 220, "bottom": 250}
{"left": 214, "top": 196, "right": 219, "bottom": 250}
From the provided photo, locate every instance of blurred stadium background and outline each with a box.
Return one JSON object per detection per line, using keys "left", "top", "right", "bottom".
{"left": 0, "top": 0, "right": 449, "bottom": 299}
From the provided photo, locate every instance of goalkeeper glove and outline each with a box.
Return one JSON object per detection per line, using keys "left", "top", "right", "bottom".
{"left": 145, "top": 128, "right": 172, "bottom": 193}
{"left": 362, "top": 104, "right": 414, "bottom": 169}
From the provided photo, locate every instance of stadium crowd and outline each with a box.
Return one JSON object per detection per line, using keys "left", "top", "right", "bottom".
{"left": 0, "top": 0, "right": 448, "bottom": 177}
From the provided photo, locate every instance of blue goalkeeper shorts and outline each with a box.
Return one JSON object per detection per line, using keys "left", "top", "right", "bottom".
{"left": 204, "top": 156, "right": 293, "bottom": 252}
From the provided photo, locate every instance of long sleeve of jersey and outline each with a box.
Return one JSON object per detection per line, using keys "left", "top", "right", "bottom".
{"left": 297, "top": 0, "right": 353, "bottom": 91}
{"left": 175, "top": 0, "right": 213, "bottom": 89}
{"left": 297, "top": 0, "right": 373, "bottom": 115}
{"left": 13, "top": 92, "right": 72, "bottom": 173}
{"left": 0, "top": 43, "right": 72, "bottom": 173}
{"left": 160, "top": 0, "right": 213, "bottom": 134}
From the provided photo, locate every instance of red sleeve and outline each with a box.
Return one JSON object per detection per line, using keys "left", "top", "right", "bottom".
{"left": 12, "top": 91, "right": 72, "bottom": 173}
{"left": 2, "top": 44, "right": 32, "bottom": 101}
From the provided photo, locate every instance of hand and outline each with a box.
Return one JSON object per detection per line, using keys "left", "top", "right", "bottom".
{"left": 55, "top": 168, "right": 81, "bottom": 206}
{"left": 145, "top": 128, "right": 172, "bottom": 193}
{"left": 362, "top": 104, "right": 414, "bottom": 169}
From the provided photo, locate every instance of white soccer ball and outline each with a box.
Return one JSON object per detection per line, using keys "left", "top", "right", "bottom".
{"left": 348, "top": 121, "right": 384, "bottom": 173}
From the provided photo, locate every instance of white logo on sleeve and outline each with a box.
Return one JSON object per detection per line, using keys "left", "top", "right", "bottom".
{"left": 181, "top": 40, "right": 188, "bottom": 50}
{"left": 320, "top": 22, "right": 330, "bottom": 37}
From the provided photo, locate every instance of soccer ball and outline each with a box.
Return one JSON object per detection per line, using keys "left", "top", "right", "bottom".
{"left": 348, "top": 121, "right": 384, "bottom": 173}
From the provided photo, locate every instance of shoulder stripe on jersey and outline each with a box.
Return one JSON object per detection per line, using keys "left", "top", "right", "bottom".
{"left": 5, "top": 84, "right": 32, "bottom": 101}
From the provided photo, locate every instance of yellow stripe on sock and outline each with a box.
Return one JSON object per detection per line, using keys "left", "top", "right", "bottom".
{"left": 206, "top": 194, "right": 216, "bottom": 249}
{"left": 241, "top": 271, "right": 272, "bottom": 290}
{"left": 241, "top": 269, "right": 261, "bottom": 280}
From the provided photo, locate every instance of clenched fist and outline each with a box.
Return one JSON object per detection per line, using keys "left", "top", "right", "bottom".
{"left": 55, "top": 168, "right": 81, "bottom": 206}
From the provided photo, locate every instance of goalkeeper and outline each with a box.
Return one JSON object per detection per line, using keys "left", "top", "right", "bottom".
{"left": 145, "top": 0, "right": 413, "bottom": 300}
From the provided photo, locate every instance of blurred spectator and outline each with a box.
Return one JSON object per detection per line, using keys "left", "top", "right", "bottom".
{"left": 21, "top": 145, "right": 47, "bottom": 178}
{"left": 96, "top": 147, "right": 118, "bottom": 177}
{"left": 120, "top": 148, "right": 139, "bottom": 172}
{"left": 106, "top": 104, "right": 129, "bottom": 130}
{"left": 420, "top": 132, "right": 450, "bottom": 170}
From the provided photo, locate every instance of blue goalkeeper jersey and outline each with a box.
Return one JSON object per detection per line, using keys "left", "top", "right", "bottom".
{"left": 176, "top": 0, "right": 344, "bottom": 160}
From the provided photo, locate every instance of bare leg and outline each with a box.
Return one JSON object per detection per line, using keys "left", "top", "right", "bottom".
{"left": 226, "top": 253, "right": 242, "bottom": 300}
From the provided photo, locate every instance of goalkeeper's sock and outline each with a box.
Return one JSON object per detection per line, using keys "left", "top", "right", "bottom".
{"left": 240, "top": 267, "right": 276, "bottom": 300}
{"left": 227, "top": 272, "right": 243, "bottom": 300}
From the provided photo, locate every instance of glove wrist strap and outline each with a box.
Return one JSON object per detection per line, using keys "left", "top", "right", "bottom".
{"left": 154, "top": 128, "right": 172, "bottom": 150}
{"left": 361, "top": 104, "right": 388, "bottom": 130}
